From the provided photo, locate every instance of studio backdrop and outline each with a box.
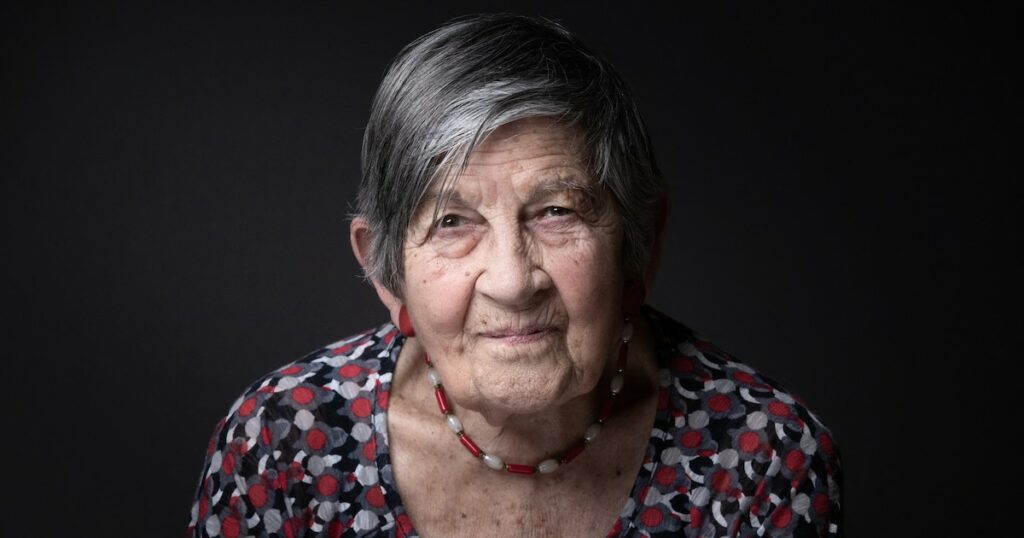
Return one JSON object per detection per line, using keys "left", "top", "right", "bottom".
{"left": 3, "top": 2, "right": 1014, "bottom": 536}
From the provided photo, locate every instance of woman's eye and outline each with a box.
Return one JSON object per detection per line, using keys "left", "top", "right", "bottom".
{"left": 437, "top": 214, "right": 463, "bottom": 228}
{"left": 544, "top": 206, "right": 573, "bottom": 217}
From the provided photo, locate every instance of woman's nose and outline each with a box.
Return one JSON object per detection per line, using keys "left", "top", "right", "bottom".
{"left": 476, "top": 230, "right": 549, "bottom": 307}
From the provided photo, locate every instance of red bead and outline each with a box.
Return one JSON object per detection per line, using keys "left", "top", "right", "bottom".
{"left": 506, "top": 463, "right": 536, "bottom": 475}
{"left": 459, "top": 434, "right": 482, "bottom": 457}
{"left": 599, "top": 399, "right": 615, "bottom": 423}
{"left": 616, "top": 344, "right": 628, "bottom": 371}
{"left": 435, "top": 387, "right": 450, "bottom": 414}
{"left": 561, "top": 440, "right": 587, "bottom": 464}
{"left": 398, "top": 305, "right": 415, "bottom": 337}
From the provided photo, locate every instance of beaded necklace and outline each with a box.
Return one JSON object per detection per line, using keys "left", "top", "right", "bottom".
{"left": 422, "top": 320, "right": 633, "bottom": 475}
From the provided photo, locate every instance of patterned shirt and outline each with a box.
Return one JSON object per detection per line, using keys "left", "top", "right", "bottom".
{"left": 189, "top": 308, "right": 842, "bottom": 537}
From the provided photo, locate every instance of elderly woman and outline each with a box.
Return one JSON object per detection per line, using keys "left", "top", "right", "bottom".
{"left": 189, "top": 14, "right": 841, "bottom": 538}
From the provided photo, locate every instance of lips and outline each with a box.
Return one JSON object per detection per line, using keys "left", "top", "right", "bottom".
{"left": 480, "top": 326, "right": 556, "bottom": 343}
{"left": 483, "top": 326, "right": 549, "bottom": 337}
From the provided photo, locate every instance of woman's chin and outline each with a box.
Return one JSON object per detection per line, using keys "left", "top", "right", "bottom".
{"left": 467, "top": 373, "right": 591, "bottom": 423}
{"left": 474, "top": 330, "right": 562, "bottom": 363}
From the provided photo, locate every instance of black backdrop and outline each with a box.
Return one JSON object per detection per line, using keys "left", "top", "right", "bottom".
{"left": 3, "top": 2, "right": 1016, "bottom": 536}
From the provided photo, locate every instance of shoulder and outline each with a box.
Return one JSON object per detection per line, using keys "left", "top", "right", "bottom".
{"left": 206, "top": 323, "right": 401, "bottom": 464}
{"left": 188, "top": 323, "right": 402, "bottom": 537}
{"left": 222, "top": 324, "right": 401, "bottom": 424}
{"left": 646, "top": 307, "right": 838, "bottom": 455}
{"left": 641, "top": 308, "right": 842, "bottom": 535}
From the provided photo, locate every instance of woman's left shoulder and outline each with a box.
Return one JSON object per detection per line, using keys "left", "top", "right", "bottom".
{"left": 645, "top": 306, "right": 838, "bottom": 444}
{"left": 639, "top": 307, "right": 843, "bottom": 535}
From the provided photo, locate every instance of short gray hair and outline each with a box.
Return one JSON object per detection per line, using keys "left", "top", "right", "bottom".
{"left": 355, "top": 14, "right": 665, "bottom": 298}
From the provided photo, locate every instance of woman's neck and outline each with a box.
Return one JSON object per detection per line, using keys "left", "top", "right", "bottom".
{"left": 385, "top": 315, "right": 662, "bottom": 537}
{"left": 389, "top": 314, "right": 659, "bottom": 469}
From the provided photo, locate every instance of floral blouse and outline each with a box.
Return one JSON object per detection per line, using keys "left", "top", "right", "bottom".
{"left": 189, "top": 308, "right": 842, "bottom": 537}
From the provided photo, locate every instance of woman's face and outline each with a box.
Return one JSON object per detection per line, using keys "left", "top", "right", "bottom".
{"left": 401, "top": 117, "right": 626, "bottom": 421}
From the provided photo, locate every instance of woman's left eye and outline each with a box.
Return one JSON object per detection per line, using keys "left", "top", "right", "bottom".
{"left": 543, "top": 206, "right": 573, "bottom": 217}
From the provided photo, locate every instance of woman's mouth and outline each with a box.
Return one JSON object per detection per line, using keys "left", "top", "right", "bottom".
{"left": 481, "top": 326, "right": 556, "bottom": 344}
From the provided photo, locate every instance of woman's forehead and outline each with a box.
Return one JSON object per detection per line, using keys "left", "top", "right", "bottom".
{"left": 434, "top": 120, "right": 590, "bottom": 190}
{"left": 407, "top": 118, "right": 604, "bottom": 225}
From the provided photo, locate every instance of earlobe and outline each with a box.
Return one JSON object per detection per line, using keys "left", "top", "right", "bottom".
{"left": 350, "top": 217, "right": 403, "bottom": 323}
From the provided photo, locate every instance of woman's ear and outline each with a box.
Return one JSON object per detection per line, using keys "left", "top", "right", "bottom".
{"left": 350, "top": 216, "right": 402, "bottom": 325}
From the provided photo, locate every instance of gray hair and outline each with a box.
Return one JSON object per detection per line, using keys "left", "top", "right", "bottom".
{"left": 355, "top": 14, "right": 665, "bottom": 298}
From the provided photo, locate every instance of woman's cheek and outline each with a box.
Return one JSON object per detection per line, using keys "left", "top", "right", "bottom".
{"left": 550, "top": 231, "right": 612, "bottom": 270}
{"left": 559, "top": 236, "right": 622, "bottom": 307}
{"left": 436, "top": 255, "right": 478, "bottom": 295}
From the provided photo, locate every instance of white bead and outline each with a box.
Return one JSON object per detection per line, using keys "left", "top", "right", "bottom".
{"left": 482, "top": 454, "right": 504, "bottom": 470}
{"left": 427, "top": 367, "right": 442, "bottom": 387}
{"left": 610, "top": 374, "right": 624, "bottom": 395}
{"left": 621, "top": 321, "right": 634, "bottom": 342}
{"left": 584, "top": 423, "right": 602, "bottom": 443}
{"left": 538, "top": 459, "right": 560, "bottom": 474}
{"left": 446, "top": 414, "right": 463, "bottom": 434}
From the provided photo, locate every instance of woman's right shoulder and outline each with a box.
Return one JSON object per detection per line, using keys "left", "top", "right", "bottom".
{"left": 187, "top": 323, "right": 401, "bottom": 536}
{"left": 218, "top": 323, "right": 401, "bottom": 424}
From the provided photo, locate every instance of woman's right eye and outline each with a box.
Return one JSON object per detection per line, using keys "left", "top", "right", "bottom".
{"left": 437, "top": 214, "right": 462, "bottom": 228}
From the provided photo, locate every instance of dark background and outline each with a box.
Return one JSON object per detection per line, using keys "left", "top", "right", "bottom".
{"left": 3, "top": 2, "right": 1016, "bottom": 536}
